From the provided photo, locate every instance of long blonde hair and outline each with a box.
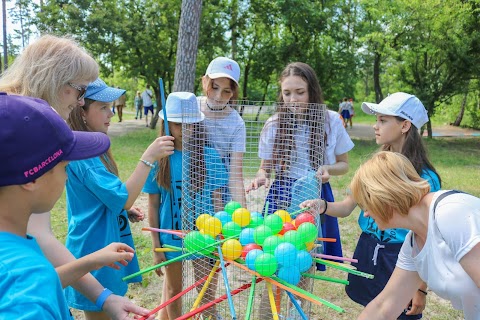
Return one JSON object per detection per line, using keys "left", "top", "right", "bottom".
{"left": 0, "top": 35, "right": 98, "bottom": 111}
{"left": 350, "top": 151, "right": 430, "bottom": 222}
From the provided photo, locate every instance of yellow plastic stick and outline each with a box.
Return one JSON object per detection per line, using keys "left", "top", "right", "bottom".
{"left": 266, "top": 282, "right": 279, "bottom": 320}
{"left": 190, "top": 260, "right": 220, "bottom": 312}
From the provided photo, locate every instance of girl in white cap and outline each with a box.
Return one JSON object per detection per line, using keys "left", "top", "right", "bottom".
{"left": 198, "top": 57, "right": 247, "bottom": 208}
{"left": 143, "top": 92, "right": 228, "bottom": 320}
{"left": 66, "top": 79, "right": 175, "bottom": 320}
{"left": 301, "top": 92, "right": 441, "bottom": 319}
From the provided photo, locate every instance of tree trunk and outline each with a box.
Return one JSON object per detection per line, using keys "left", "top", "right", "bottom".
{"left": 452, "top": 85, "right": 469, "bottom": 127}
{"left": 173, "top": 0, "right": 202, "bottom": 92}
{"left": 373, "top": 52, "right": 383, "bottom": 103}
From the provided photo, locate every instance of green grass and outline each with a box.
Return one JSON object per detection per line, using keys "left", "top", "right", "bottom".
{"left": 51, "top": 130, "right": 480, "bottom": 319}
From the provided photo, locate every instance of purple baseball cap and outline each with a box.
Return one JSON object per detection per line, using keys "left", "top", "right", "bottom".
{"left": 0, "top": 93, "right": 111, "bottom": 187}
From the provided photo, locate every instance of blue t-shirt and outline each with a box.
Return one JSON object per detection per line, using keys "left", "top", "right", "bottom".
{"left": 358, "top": 168, "right": 441, "bottom": 243}
{"left": 143, "top": 148, "right": 228, "bottom": 259}
{"left": 0, "top": 232, "right": 71, "bottom": 319}
{"left": 65, "top": 156, "right": 141, "bottom": 311}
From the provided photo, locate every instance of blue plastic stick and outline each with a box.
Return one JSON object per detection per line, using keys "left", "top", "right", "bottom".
{"left": 217, "top": 244, "right": 237, "bottom": 319}
{"left": 286, "top": 291, "right": 308, "bottom": 320}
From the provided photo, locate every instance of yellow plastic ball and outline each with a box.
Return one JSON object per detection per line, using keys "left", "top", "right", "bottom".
{"left": 274, "top": 210, "right": 291, "bottom": 223}
{"left": 232, "top": 208, "right": 251, "bottom": 227}
{"left": 195, "top": 214, "right": 211, "bottom": 231}
{"left": 221, "top": 239, "right": 243, "bottom": 260}
{"left": 203, "top": 217, "right": 223, "bottom": 237}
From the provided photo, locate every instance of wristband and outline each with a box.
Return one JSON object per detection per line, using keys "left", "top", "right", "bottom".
{"left": 139, "top": 159, "right": 155, "bottom": 168}
{"left": 95, "top": 288, "right": 113, "bottom": 309}
{"left": 418, "top": 288, "right": 427, "bottom": 295}
{"left": 320, "top": 198, "right": 328, "bottom": 215}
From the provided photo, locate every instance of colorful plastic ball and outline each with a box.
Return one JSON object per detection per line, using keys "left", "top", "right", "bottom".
{"left": 283, "top": 230, "right": 306, "bottom": 251}
{"left": 214, "top": 210, "right": 232, "bottom": 225}
{"left": 245, "top": 249, "right": 263, "bottom": 270}
{"left": 232, "top": 208, "right": 251, "bottom": 227}
{"left": 277, "top": 266, "right": 301, "bottom": 285}
{"left": 262, "top": 235, "right": 284, "bottom": 255}
{"left": 305, "top": 242, "right": 315, "bottom": 251}
{"left": 203, "top": 217, "right": 223, "bottom": 237}
{"left": 201, "top": 234, "right": 216, "bottom": 255}
{"left": 279, "top": 222, "right": 297, "bottom": 235}
{"left": 241, "top": 243, "right": 262, "bottom": 259}
{"left": 294, "top": 212, "right": 315, "bottom": 226}
{"left": 250, "top": 211, "right": 263, "bottom": 220}
{"left": 274, "top": 242, "right": 297, "bottom": 268}
{"left": 264, "top": 214, "right": 284, "bottom": 234}
{"left": 222, "top": 221, "right": 242, "bottom": 237}
{"left": 248, "top": 216, "right": 264, "bottom": 228}
{"left": 274, "top": 209, "right": 292, "bottom": 223}
{"left": 253, "top": 225, "right": 273, "bottom": 246}
{"left": 184, "top": 231, "right": 205, "bottom": 252}
{"left": 295, "top": 250, "right": 313, "bottom": 272}
{"left": 254, "top": 253, "right": 278, "bottom": 277}
{"left": 296, "top": 222, "right": 318, "bottom": 243}
{"left": 221, "top": 239, "right": 243, "bottom": 261}
{"left": 224, "top": 201, "right": 242, "bottom": 214}
{"left": 239, "top": 228, "right": 255, "bottom": 246}
{"left": 195, "top": 213, "right": 211, "bottom": 231}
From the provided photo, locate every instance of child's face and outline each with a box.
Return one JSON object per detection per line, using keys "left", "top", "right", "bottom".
{"left": 169, "top": 122, "right": 183, "bottom": 150}
{"left": 34, "top": 161, "right": 69, "bottom": 213}
{"left": 58, "top": 80, "right": 89, "bottom": 120}
{"left": 84, "top": 101, "right": 114, "bottom": 134}
{"left": 204, "top": 77, "right": 234, "bottom": 107}
{"left": 281, "top": 75, "right": 310, "bottom": 114}
{"left": 373, "top": 114, "right": 406, "bottom": 148}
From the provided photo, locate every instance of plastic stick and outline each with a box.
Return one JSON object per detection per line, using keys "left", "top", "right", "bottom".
{"left": 162, "top": 244, "right": 183, "bottom": 251}
{"left": 312, "top": 252, "right": 358, "bottom": 263}
{"left": 317, "top": 237, "right": 337, "bottom": 242}
{"left": 314, "top": 258, "right": 374, "bottom": 279}
{"left": 285, "top": 291, "right": 308, "bottom": 320}
{"left": 301, "top": 272, "right": 349, "bottom": 285}
{"left": 230, "top": 260, "right": 344, "bottom": 313}
{"left": 138, "top": 263, "right": 227, "bottom": 320}
{"left": 122, "top": 235, "right": 238, "bottom": 281}
{"left": 176, "top": 278, "right": 264, "bottom": 320}
{"left": 244, "top": 276, "right": 257, "bottom": 320}
{"left": 217, "top": 244, "right": 237, "bottom": 319}
{"left": 154, "top": 248, "right": 180, "bottom": 252}
{"left": 266, "top": 282, "right": 279, "bottom": 320}
{"left": 142, "top": 226, "right": 186, "bottom": 237}
{"left": 290, "top": 206, "right": 310, "bottom": 217}
{"left": 190, "top": 260, "right": 220, "bottom": 312}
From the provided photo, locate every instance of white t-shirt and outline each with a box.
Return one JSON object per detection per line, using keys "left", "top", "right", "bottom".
{"left": 258, "top": 110, "right": 354, "bottom": 179}
{"left": 141, "top": 89, "right": 153, "bottom": 107}
{"left": 397, "top": 191, "right": 480, "bottom": 319}
{"left": 200, "top": 100, "right": 246, "bottom": 172}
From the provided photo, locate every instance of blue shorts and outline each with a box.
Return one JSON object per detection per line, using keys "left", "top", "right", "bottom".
{"left": 341, "top": 110, "right": 351, "bottom": 119}
{"left": 144, "top": 105, "right": 154, "bottom": 115}
{"left": 345, "top": 232, "right": 422, "bottom": 319}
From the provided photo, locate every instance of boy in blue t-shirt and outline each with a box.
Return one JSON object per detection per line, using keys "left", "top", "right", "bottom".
{"left": 0, "top": 94, "right": 138, "bottom": 319}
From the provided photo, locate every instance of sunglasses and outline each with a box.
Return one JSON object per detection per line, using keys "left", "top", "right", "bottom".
{"left": 68, "top": 82, "right": 87, "bottom": 101}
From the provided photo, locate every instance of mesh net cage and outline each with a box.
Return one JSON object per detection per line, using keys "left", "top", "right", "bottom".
{"left": 180, "top": 100, "right": 327, "bottom": 319}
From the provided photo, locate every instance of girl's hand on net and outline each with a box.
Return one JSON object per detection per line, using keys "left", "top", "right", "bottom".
{"left": 143, "top": 136, "right": 175, "bottom": 162}
{"left": 300, "top": 199, "right": 324, "bottom": 216}
{"left": 153, "top": 252, "right": 166, "bottom": 277}
{"left": 315, "top": 166, "right": 331, "bottom": 184}
{"left": 127, "top": 207, "right": 144, "bottom": 223}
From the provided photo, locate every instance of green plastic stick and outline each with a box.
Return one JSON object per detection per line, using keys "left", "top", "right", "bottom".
{"left": 302, "top": 272, "right": 349, "bottom": 285}
{"left": 290, "top": 206, "right": 310, "bottom": 217}
{"left": 314, "top": 258, "right": 374, "bottom": 279}
{"left": 122, "top": 235, "right": 237, "bottom": 281}
{"left": 245, "top": 276, "right": 257, "bottom": 320}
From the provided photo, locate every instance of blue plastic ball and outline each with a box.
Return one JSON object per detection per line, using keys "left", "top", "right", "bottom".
{"left": 245, "top": 249, "right": 263, "bottom": 271}
{"left": 274, "top": 242, "right": 297, "bottom": 268}
{"left": 277, "top": 266, "right": 301, "bottom": 285}
{"left": 239, "top": 228, "right": 255, "bottom": 246}
{"left": 295, "top": 250, "right": 313, "bottom": 272}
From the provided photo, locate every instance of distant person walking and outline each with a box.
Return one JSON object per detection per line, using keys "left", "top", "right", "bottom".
{"left": 142, "top": 84, "right": 154, "bottom": 127}
{"left": 134, "top": 91, "right": 143, "bottom": 120}
{"left": 339, "top": 97, "right": 354, "bottom": 129}
{"left": 115, "top": 89, "right": 127, "bottom": 122}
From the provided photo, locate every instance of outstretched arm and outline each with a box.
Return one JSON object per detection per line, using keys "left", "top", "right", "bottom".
{"left": 228, "top": 152, "right": 247, "bottom": 207}
{"left": 246, "top": 159, "right": 274, "bottom": 193}
{"left": 301, "top": 194, "right": 357, "bottom": 218}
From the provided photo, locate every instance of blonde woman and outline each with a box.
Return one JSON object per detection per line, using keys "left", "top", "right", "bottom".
{"left": 0, "top": 35, "right": 153, "bottom": 320}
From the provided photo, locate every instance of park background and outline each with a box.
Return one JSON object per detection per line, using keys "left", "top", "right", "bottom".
{"left": 2, "top": 0, "right": 480, "bottom": 318}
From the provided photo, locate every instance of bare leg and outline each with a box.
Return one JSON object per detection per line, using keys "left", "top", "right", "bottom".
{"left": 84, "top": 310, "right": 110, "bottom": 320}
{"left": 159, "top": 261, "right": 183, "bottom": 320}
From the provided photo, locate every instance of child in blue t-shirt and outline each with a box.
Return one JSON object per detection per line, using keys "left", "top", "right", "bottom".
{"left": 143, "top": 92, "right": 228, "bottom": 320}
{"left": 64, "top": 79, "right": 175, "bottom": 319}
{"left": 0, "top": 94, "right": 139, "bottom": 319}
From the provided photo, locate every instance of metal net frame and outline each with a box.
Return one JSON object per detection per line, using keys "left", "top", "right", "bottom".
{"left": 180, "top": 100, "right": 327, "bottom": 319}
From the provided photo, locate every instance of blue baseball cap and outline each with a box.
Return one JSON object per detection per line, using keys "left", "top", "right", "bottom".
{"left": 0, "top": 93, "right": 111, "bottom": 186}
{"left": 85, "top": 78, "right": 126, "bottom": 102}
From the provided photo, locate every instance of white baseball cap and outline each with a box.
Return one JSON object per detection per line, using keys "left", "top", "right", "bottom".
{"left": 361, "top": 92, "right": 429, "bottom": 128}
{"left": 159, "top": 92, "right": 205, "bottom": 124}
{"left": 205, "top": 57, "right": 240, "bottom": 85}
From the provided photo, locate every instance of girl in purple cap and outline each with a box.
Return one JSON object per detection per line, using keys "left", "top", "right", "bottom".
{"left": 65, "top": 79, "right": 175, "bottom": 320}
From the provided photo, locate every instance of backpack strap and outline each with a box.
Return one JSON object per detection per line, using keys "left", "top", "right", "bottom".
{"left": 433, "top": 190, "right": 465, "bottom": 220}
